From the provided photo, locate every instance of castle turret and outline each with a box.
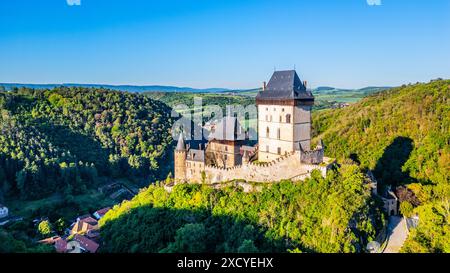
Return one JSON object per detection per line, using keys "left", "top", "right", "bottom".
{"left": 174, "top": 132, "right": 187, "bottom": 182}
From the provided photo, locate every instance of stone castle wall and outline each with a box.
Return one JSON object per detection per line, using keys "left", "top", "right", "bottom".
{"left": 185, "top": 151, "right": 331, "bottom": 184}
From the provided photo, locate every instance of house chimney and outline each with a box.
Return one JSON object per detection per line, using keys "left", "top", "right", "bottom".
{"left": 263, "top": 81, "right": 266, "bottom": 91}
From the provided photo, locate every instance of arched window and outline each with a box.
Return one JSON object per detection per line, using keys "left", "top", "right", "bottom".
{"left": 277, "top": 128, "right": 280, "bottom": 139}
{"left": 266, "top": 127, "right": 270, "bottom": 138}
{"left": 286, "top": 114, "right": 291, "bottom": 123}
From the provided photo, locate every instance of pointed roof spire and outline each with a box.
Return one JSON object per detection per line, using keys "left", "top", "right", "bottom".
{"left": 176, "top": 132, "right": 186, "bottom": 151}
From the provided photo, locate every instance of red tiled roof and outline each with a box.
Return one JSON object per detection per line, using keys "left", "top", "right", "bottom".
{"left": 71, "top": 217, "right": 98, "bottom": 234}
{"left": 55, "top": 237, "right": 68, "bottom": 253}
{"left": 95, "top": 207, "right": 111, "bottom": 216}
{"left": 86, "top": 229, "right": 100, "bottom": 240}
{"left": 38, "top": 236, "right": 60, "bottom": 245}
{"left": 73, "top": 234, "right": 99, "bottom": 253}
{"left": 81, "top": 216, "right": 98, "bottom": 225}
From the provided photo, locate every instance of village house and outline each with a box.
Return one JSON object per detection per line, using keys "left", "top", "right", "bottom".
{"left": 43, "top": 208, "right": 105, "bottom": 253}
{"left": 0, "top": 204, "right": 8, "bottom": 219}
{"left": 73, "top": 234, "right": 99, "bottom": 253}
{"left": 93, "top": 207, "right": 111, "bottom": 220}
{"left": 71, "top": 215, "right": 99, "bottom": 235}
{"left": 55, "top": 237, "right": 68, "bottom": 253}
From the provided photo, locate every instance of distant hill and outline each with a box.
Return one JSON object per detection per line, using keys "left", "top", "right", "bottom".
{"left": 314, "top": 86, "right": 389, "bottom": 94}
{"left": 315, "top": 86, "right": 351, "bottom": 92}
{"left": 0, "top": 83, "right": 231, "bottom": 93}
{"left": 0, "top": 82, "right": 390, "bottom": 96}
{"left": 230, "top": 86, "right": 390, "bottom": 97}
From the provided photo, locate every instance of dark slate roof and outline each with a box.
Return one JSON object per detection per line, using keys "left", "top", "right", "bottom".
{"left": 256, "top": 70, "right": 314, "bottom": 100}
{"left": 208, "top": 117, "right": 246, "bottom": 141}
{"left": 186, "top": 149, "right": 205, "bottom": 162}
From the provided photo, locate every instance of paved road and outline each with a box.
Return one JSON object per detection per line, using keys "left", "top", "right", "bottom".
{"left": 383, "top": 216, "right": 408, "bottom": 253}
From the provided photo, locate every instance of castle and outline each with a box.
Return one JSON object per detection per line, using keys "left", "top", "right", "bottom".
{"left": 174, "top": 70, "right": 334, "bottom": 184}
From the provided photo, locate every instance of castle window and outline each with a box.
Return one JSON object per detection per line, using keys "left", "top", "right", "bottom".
{"left": 277, "top": 128, "right": 280, "bottom": 139}
{"left": 225, "top": 146, "right": 228, "bottom": 152}
{"left": 266, "top": 127, "right": 270, "bottom": 138}
{"left": 224, "top": 154, "right": 228, "bottom": 161}
{"left": 282, "top": 108, "right": 285, "bottom": 112}
{"left": 265, "top": 115, "right": 268, "bottom": 121}
{"left": 266, "top": 145, "right": 269, "bottom": 152}
{"left": 279, "top": 116, "right": 282, "bottom": 122}
{"left": 286, "top": 114, "right": 291, "bottom": 123}
{"left": 277, "top": 147, "right": 281, "bottom": 155}
{"left": 266, "top": 107, "right": 268, "bottom": 111}
{"left": 270, "top": 115, "right": 273, "bottom": 122}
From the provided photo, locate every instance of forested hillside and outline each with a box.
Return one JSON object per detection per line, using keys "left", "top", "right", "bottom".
{"left": 312, "top": 80, "right": 449, "bottom": 252}
{"left": 0, "top": 87, "right": 174, "bottom": 201}
{"left": 100, "top": 165, "right": 382, "bottom": 253}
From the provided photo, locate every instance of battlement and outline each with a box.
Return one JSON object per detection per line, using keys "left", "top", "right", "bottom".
{"left": 195, "top": 151, "right": 333, "bottom": 184}
{"left": 204, "top": 151, "right": 296, "bottom": 170}
{"left": 179, "top": 138, "right": 334, "bottom": 184}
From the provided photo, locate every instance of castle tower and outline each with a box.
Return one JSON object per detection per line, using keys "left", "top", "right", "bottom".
{"left": 174, "top": 132, "right": 187, "bottom": 182}
{"left": 256, "top": 70, "right": 314, "bottom": 162}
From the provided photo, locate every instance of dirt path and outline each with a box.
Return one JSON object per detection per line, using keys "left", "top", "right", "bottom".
{"left": 383, "top": 216, "right": 408, "bottom": 253}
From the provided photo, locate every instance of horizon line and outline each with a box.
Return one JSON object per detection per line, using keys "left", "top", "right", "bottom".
{"left": 0, "top": 81, "right": 410, "bottom": 91}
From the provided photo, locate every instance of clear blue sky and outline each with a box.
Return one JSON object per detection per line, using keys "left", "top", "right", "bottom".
{"left": 1, "top": 0, "right": 449, "bottom": 89}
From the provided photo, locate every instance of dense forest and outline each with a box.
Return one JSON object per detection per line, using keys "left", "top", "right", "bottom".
{"left": 1, "top": 79, "right": 448, "bottom": 253}
{"left": 99, "top": 165, "right": 382, "bottom": 253}
{"left": 99, "top": 80, "right": 448, "bottom": 253}
{"left": 0, "top": 87, "right": 174, "bottom": 201}
{"left": 312, "top": 79, "right": 449, "bottom": 252}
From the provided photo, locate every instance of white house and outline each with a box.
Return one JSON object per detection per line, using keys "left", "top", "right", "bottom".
{"left": 93, "top": 207, "right": 111, "bottom": 220}
{"left": 0, "top": 204, "right": 8, "bottom": 219}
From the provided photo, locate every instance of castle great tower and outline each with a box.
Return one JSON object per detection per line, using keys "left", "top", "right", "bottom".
{"left": 255, "top": 70, "right": 314, "bottom": 162}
